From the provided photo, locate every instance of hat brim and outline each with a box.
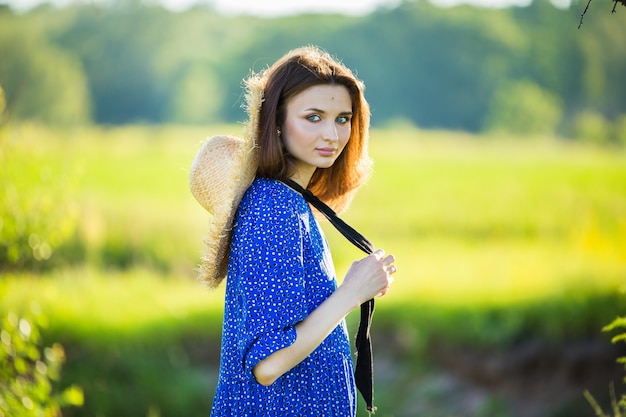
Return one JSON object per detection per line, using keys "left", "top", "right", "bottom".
{"left": 189, "top": 134, "right": 258, "bottom": 287}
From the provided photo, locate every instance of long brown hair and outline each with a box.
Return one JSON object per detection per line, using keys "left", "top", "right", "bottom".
{"left": 251, "top": 45, "right": 372, "bottom": 214}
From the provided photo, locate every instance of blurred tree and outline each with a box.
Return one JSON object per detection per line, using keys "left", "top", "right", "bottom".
{"left": 0, "top": 19, "right": 91, "bottom": 125}
{"left": 578, "top": 0, "right": 626, "bottom": 28}
{"left": 0, "top": 85, "right": 6, "bottom": 125}
{"left": 578, "top": 6, "right": 626, "bottom": 119}
{"left": 483, "top": 80, "right": 563, "bottom": 136}
{"left": 510, "top": 0, "right": 590, "bottom": 138}
{"left": 330, "top": 2, "right": 526, "bottom": 131}
{"left": 212, "top": 13, "right": 347, "bottom": 122}
{"left": 572, "top": 109, "right": 611, "bottom": 144}
{"left": 167, "top": 62, "right": 223, "bottom": 124}
{"left": 54, "top": 5, "right": 174, "bottom": 124}
{"left": 0, "top": 0, "right": 624, "bottom": 135}
{"left": 614, "top": 114, "right": 626, "bottom": 146}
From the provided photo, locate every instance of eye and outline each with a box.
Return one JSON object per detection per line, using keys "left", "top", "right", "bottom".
{"left": 306, "top": 114, "right": 321, "bottom": 122}
{"left": 336, "top": 115, "right": 351, "bottom": 125}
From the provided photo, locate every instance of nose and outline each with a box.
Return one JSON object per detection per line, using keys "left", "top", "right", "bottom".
{"left": 323, "top": 122, "right": 339, "bottom": 142}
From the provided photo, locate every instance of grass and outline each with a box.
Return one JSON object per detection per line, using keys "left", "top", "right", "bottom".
{"left": 1, "top": 123, "right": 626, "bottom": 416}
{"left": 333, "top": 127, "right": 626, "bottom": 306}
{"left": 0, "top": 268, "right": 224, "bottom": 343}
{"left": 0, "top": 268, "right": 225, "bottom": 417}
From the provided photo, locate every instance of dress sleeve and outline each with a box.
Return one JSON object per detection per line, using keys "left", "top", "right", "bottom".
{"left": 234, "top": 197, "right": 308, "bottom": 378}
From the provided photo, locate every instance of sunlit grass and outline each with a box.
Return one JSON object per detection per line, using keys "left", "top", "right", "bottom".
{"left": 328, "top": 127, "right": 626, "bottom": 307}
{"left": 0, "top": 267, "right": 225, "bottom": 345}
{"left": 384, "top": 240, "right": 623, "bottom": 305}
{"left": 2, "top": 123, "right": 626, "bottom": 417}
{"left": 2, "top": 122, "right": 625, "bottom": 335}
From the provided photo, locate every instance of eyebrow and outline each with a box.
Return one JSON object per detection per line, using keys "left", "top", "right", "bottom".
{"left": 305, "top": 107, "right": 353, "bottom": 116}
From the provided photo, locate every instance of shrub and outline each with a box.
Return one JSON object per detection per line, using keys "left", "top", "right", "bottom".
{"left": 0, "top": 127, "right": 80, "bottom": 270}
{"left": 0, "top": 310, "right": 83, "bottom": 417}
{"left": 584, "top": 314, "right": 626, "bottom": 416}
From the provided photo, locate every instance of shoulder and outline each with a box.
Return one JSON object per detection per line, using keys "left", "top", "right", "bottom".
{"left": 232, "top": 177, "right": 309, "bottom": 244}
{"left": 239, "top": 177, "right": 305, "bottom": 215}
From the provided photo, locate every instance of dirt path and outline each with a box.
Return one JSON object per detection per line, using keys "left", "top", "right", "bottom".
{"left": 373, "top": 338, "right": 626, "bottom": 417}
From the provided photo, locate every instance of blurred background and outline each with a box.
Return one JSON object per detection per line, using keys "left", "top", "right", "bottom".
{"left": 1, "top": 0, "right": 625, "bottom": 416}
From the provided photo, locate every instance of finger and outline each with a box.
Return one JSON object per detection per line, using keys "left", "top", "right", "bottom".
{"left": 373, "top": 249, "right": 385, "bottom": 260}
{"left": 381, "top": 254, "right": 395, "bottom": 266}
{"left": 377, "top": 278, "right": 394, "bottom": 297}
{"left": 386, "top": 265, "right": 397, "bottom": 275}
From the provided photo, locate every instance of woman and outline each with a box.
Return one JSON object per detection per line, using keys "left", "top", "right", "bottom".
{"left": 210, "top": 46, "right": 397, "bottom": 417}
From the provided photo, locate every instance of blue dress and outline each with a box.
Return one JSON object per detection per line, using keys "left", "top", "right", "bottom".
{"left": 210, "top": 177, "right": 357, "bottom": 417}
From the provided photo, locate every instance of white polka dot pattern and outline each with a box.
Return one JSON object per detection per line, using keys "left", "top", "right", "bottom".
{"left": 210, "top": 177, "right": 356, "bottom": 417}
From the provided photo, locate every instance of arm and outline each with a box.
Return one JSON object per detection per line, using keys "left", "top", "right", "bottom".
{"left": 253, "top": 249, "right": 396, "bottom": 386}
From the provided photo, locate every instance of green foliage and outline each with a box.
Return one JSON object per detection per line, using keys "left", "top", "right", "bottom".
{"left": 0, "top": 85, "right": 6, "bottom": 124}
{"left": 575, "top": 4, "right": 626, "bottom": 116}
{"left": 2, "top": 270, "right": 625, "bottom": 417}
{"left": 0, "top": 19, "right": 91, "bottom": 125}
{"left": 167, "top": 63, "right": 223, "bottom": 124}
{"left": 573, "top": 110, "right": 612, "bottom": 145}
{"left": 0, "top": 271, "right": 222, "bottom": 417}
{"left": 584, "top": 312, "right": 626, "bottom": 416}
{"left": 614, "top": 114, "right": 626, "bottom": 147}
{"left": 0, "top": 126, "right": 81, "bottom": 270}
{"left": 0, "top": 1, "right": 625, "bottom": 134}
{"left": 327, "top": 2, "right": 526, "bottom": 132}
{"left": 0, "top": 310, "right": 83, "bottom": 417}
{"left": 484, "top": 79, "right": 563, "bottom": 136}
{"left": 604, "top": 316, "right": 626, "bottom": 409}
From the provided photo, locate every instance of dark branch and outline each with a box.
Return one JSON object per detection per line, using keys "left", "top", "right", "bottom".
{"left": 579, "top": 0, "right": 624, "bottom": 28}
{"left": 578, "top": 0, "right": 593, "bottom": 28}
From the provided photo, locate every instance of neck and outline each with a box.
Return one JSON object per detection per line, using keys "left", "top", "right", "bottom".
{"left": 289, "top": 166, "right": 315, "bottom": 189}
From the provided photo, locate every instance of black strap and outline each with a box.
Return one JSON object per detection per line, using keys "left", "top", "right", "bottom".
{"left": 281, "top": 178, "right": 377, "bottom": 413}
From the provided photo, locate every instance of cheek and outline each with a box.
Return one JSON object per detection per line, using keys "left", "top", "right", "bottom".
{"left": 285, "top": 118, "right": 309, "bottom": 138}
{"left": 339, "top": 126, "right": 351, "bottom": 149}
{"left": 284, "top": 123, "right": 309, "bottom": 148}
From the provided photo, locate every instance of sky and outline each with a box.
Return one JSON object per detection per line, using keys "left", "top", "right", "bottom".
{"left": 2, "top": 0, "right": 540, "bottom": 14}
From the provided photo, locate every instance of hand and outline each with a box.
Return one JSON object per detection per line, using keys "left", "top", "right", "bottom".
{"left": 341, "top": 249, "right": 397, "bottom": 305}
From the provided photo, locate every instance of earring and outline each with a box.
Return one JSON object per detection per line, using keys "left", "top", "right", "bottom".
{"left": 277, "top": 128, "right": 282, "bottom": 136}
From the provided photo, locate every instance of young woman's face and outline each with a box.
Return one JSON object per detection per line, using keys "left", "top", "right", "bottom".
{"left": 281, "top": 84, "right": 352, "bottom": 182}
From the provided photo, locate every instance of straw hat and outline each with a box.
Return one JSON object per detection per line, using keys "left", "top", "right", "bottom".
{"left": 189, "top": 73, "right": 265, "bottom": 288}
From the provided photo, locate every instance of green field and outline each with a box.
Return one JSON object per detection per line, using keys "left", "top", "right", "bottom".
{"left": 1, "top": 124, "right": 625, "bottom": 417}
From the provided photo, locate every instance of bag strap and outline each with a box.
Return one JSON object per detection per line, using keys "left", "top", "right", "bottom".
{"left": 281, "top": 178, "right": 377, "bottom": 414}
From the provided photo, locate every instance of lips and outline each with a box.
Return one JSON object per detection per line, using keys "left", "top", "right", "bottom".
{"left": 316, "top": 147, "right": 338, "bottom": 157}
